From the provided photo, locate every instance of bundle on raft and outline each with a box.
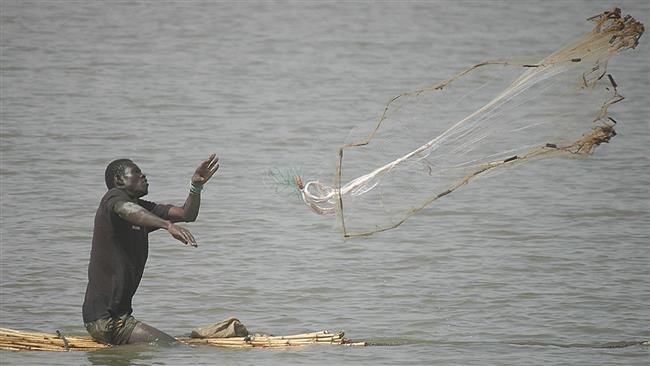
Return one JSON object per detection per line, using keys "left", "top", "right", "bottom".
{"left": 181, "top": 330, "right": 366, "bottom": 348}
{"left": 0, "top": 327, "right": 366, "bottom": 351}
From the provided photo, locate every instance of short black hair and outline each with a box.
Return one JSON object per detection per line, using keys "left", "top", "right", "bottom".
{"left": 105, "top": 159, "right": 134, "bottom": 189}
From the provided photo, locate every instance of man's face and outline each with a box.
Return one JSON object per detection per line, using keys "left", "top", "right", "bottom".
{"left": 119, "top": 164, "right": 149, "bottom": 198}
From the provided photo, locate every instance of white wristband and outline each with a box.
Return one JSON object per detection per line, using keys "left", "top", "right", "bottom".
{"left": 190, "top": 182, "right": 203, "bottom": 195}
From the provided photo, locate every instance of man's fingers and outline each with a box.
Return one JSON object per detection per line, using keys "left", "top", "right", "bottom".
{"left": 198, "top": 154, "right": 215, "bottom": 169}
{"left": 201, "top": 155, "right": 220, "bottom": 180}
{"left": 180, "top": 228, "right": 197, "bottom": 247}
{"left": 180, "top": 235, "right": 197, "bottom": 247}
{"left": 171, "top": 225, "right": 198, "bottom": 248}
{"left": 185, "top": 230, "right": 197, "bottom": 247}
{"left": 203, "top": 154, "right": 217, "bottom": 168}
{"left": 207, "top": 156, "right": 219, "bottom": 170}
{"left": 195, "top": 154, "right": 219, "bottom": 182}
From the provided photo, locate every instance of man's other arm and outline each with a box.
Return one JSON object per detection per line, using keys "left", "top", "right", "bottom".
{"left": 114, "top": 201, "right": 197, "bottom": 247}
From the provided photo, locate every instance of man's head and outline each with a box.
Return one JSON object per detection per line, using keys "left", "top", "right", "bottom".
{"left": 105, "top": 159, "right": 149, "bottom": 198}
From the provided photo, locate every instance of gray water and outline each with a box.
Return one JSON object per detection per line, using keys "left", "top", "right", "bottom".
{"left": 1, "top": 1, "right": 649, "bottom": 365}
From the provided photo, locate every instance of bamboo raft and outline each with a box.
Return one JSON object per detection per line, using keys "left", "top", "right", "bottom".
{"left": 0, "top": 327, "right": 366, "bottom": 351}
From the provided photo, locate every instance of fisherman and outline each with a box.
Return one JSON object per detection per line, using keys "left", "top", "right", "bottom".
{"left": 82, "top": 154, "right": 220, "bottom": 345}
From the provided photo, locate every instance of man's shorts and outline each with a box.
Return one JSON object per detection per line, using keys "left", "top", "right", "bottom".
{"left": 84, "top": 313, "right": 139, "bottom": 345}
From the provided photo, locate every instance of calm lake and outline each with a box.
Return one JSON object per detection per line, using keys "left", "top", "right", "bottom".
{"left": 1, "top": 1, "right": 648, "bottom": 365}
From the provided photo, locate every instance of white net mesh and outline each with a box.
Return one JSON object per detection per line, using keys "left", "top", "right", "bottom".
{"left": 297, "top": 8, "right": 644, "bottom": 237}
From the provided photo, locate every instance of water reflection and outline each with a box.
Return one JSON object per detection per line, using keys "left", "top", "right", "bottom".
{"left": 86, "top": 342, "right": 186, "bottom": 366}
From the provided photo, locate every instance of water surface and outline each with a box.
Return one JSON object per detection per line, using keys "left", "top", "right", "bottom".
{"left": 1, "top": 1, "right": 648, "bottom": 365}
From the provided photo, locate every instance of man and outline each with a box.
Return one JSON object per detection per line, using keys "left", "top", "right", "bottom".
{"left": 82, "top": 154, "right": 219, "bottom": 345}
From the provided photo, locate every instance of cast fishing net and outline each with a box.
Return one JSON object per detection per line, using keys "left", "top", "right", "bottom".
{"left": 292, "top": 8, "right": 644, "bottom": 237}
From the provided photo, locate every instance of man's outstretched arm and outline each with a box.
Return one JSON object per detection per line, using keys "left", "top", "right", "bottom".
{"left": 168, "top": 154, "right": 219, "bottom": 223}
{"left": 114, "top": 201, "right": 198, "bottom": 247}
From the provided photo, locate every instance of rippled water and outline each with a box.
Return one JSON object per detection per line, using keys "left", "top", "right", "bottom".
{"left": 1, "top": 1, "right": 648, "bottom": 365}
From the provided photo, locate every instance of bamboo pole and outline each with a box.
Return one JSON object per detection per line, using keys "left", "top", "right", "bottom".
{"left": 0, "top": 328, "right": 109, "bottom": 352}
{"left": 0, "top": 327, "right": 366, "bottom": 351}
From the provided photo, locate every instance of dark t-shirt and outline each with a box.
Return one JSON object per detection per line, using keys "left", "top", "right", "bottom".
{"left": 82, "top": 188, "right": 171, "bottom": 323}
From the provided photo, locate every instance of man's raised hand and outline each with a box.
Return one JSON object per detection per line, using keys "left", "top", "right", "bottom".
{"left": 192, "top": 153, "right": 219, "bottom": 186}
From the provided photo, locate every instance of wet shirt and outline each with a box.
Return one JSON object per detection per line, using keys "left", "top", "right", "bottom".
{"left": 82, "top": 188, "right": 171, "bottom": 323}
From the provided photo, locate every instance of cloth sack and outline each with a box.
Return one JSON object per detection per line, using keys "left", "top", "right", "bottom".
{"left": 190, "top": 317, "right": 249, "bottom": 338}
